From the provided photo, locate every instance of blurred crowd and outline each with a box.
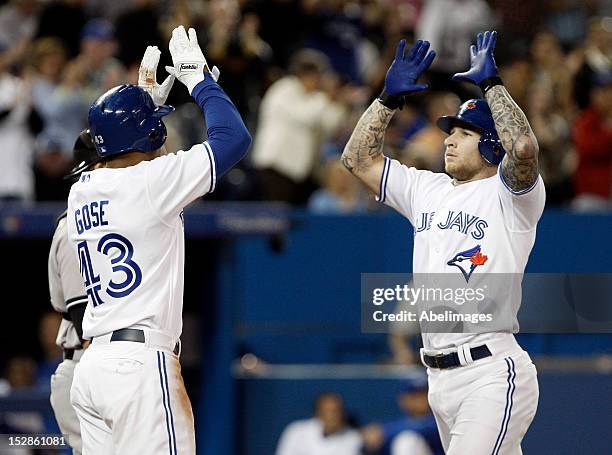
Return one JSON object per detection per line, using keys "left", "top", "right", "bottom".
{"left": 275, "top": 386, "right": 444, "bottom": 455}
{"left": 0, "top": 0, "right": 610, "bottom": 212}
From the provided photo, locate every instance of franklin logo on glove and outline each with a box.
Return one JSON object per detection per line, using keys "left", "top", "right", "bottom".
{"left": 179, "top": 63, "right": 199, "bottom": 72}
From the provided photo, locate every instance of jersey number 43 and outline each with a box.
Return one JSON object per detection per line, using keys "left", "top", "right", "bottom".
{"left": 77, "top": 233, "right": 142, "bottom": 306}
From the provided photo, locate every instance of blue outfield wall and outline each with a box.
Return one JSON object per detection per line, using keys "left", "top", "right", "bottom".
{"left": 231, "top": 210, "right": 612, "bottom": 362}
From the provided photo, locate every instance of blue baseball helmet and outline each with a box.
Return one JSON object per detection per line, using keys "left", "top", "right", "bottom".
{"left": 436, "top": 99, "right": 505, "bottom": 165}
{"left": 88, "top": 84, "right": 174, "bottom": 158}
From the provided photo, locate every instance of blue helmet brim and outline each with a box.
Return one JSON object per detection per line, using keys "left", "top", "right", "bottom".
{"left": 436, "top": 116, "right": 485, "bottom": 135}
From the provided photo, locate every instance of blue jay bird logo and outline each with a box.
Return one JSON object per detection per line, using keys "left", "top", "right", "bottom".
{"left": 447, "top": 245, "right": 488, "bottom": 282}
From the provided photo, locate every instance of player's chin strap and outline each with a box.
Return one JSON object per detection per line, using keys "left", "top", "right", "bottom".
{"left": 457, "top": 344, "right": 475, "bottom": 366}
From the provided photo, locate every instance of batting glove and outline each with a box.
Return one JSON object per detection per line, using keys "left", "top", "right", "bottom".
{"left": 165, "top": 26, "right": 220, "bottom": 94}
{"left": 138, "top": 45, "right": 175, "bottom": 106}
{"left": 378, "top": 39, "right": 436, "bottom": 110}
{"left": 452, "top": 31, "right": 502, "bottom": 93}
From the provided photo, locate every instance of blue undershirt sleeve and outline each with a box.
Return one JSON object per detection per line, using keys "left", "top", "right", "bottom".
{"left": 191, "top": 77, "right": 252, "bottom": 177}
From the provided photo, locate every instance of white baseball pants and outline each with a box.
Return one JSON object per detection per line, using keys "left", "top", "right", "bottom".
{"left": 70, "top": 336, "right": 195, "bottom": 454}
{"left": 50, "top": 358, "right": 82, "bottom": 454}
{"left": 425, "top": 338, "right": 539, "bottom": 454}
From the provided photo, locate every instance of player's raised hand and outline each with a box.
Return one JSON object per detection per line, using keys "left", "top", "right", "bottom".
{"left": 452, "top": 30, "right": 499, "bottom": 88}
{"left": 165, "top": 26, "right": 220, "bottom": 93}
{"left": 378, "top": 39, "right": 436, "bottom": 110}
{"left": 138, "top": 45, "right": 175, "bottom": 106}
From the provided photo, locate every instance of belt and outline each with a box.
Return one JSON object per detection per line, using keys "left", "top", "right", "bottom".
{"left": 109, "top": 328, "right": 180, "bottom": 355}
{"left": 63, "top": 348, "right": 83, "bottom": 361}
{"left": 423, "top": 344, "right": 492, "bottom": 369}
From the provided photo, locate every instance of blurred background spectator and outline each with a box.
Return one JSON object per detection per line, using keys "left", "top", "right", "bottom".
{"left": 571, "top": 70, "right": 612, "bottom": 211}
{"left": 275, "top": 392, "right": 362, "bottom": 455}
{"left": 308, "top": 158, "right": 368, "bottom": 214}
{"left": 251, "top": 49, "right": 348, "bottom": 204}
{"left": 361, "top": 381, "right": 443, "bottom": 455}
{"left": 0, "top": 0, "right": 606, "bottom": 210}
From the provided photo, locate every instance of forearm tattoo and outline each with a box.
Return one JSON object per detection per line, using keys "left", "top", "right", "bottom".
{"left": 485, "top": 85, "right": 539, "bottom": 191}
{"left": 341, "top": 100, "right": 394, "bottom": 174}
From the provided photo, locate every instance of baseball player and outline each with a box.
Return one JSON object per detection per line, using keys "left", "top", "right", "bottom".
{"left": 48, "top": 129, "right": 99, "bottom": 455}
{"left": 66, "top": 26, "right": 251, "bottom": 454}
{"left": 342, "top": 32, "right": 544, "bottom": 454}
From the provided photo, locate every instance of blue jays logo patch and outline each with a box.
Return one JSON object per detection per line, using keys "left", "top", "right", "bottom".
{"left": 447, "top": 245, "right": 488, "bottom": 282}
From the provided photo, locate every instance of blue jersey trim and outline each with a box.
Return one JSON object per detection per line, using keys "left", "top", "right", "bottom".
{"left": 157, "top": 351, "right": 174, "bottom": 454}
{"left": 498, "top": 165, "right": 539, "bottom": 195}
{"left": 204, "top": 141, "right": 217, "bottom": 193}
{"left": 162, "top": 352, "right": 178, "bottom": 455}
{"left": 377, "top": 157, "right": 390, "bottom": 203}
{"left": 492, "top": 357, "right": 516, "bottom": 455}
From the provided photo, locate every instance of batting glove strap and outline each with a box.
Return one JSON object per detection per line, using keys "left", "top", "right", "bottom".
{"left": 173, "top": 61, "right": 206, "bottom": 93}
{"left": 377, "top": 89, "right": 405, "bottom": 110}
{"left": 479, "top": 76, "right": 503, "bottom": 94}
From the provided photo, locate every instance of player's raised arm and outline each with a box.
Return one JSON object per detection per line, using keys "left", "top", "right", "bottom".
{"left": 341, "top": 40, "right": 435, "bottom": 194}
{"left": 167, "top": 25, "right": 251, "bottom": 176}
{"left": 453, "top": 31, "right": 539, "bottom": 193}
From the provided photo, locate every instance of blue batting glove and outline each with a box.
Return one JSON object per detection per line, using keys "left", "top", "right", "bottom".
{"left": 378, "top": 39, "right": 436, "bottom": 109}
{"left": 452, "top": 31, "right": 502, "bottom": 92}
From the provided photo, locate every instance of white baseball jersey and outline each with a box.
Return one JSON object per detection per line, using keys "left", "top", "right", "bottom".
{"left": 48, "top": 214, "right": 88, "bottom": 350}
{"left": 378, "top": 157, "right": 545, "bottom": 351}
{"left": 66, "top": 142, "right": 216, "bottom": 342}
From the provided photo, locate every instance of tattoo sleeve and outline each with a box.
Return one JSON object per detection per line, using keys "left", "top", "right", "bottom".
{"left": 485, "top": 85, "right": 539, "bottom": 192}
{"left": 341, "top": 100, "right": 394, "bottom": 174}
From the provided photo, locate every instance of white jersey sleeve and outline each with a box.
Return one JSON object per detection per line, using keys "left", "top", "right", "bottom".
{"left": 146, "top": 142, "right": 216, "bottom": 221}
{"left": 48, "top": 216, "right": 88, "bottom": 313}
{"left": 378, "top": 156, "right": 451, "bottom": 225}
{"left": 48, "top": 215, "right": 87, "bottom": 349}
{"left": 496, "top": 166, "right": 546, "bottom": 231}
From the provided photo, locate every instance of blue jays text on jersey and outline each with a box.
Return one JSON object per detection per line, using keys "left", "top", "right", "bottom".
{"left": 415, "top": 210, "right": 488, "bottom": 240}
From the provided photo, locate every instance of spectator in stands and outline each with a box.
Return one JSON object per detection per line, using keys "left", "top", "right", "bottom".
{"left": 526, "top": 78, "right": 575, "bottom": 205}
{"left": 30, "top": 19, "right": 125, "bottom": 200}
{"left": 34, "top": 0, "right": 88, "bottom": 58}
{"left": 35, "top": 312, "right": 62, "bottom": 388}
{"left": 361, "top": 380, "right": 443, "bottom": 455}
{"left": 0, "top": 356, "right": 45, "bottom": 437}
{"left": 71, "top": 19, "right": 126, "bottom": 102}
{"left": 572, "top": 16, "right": 611, "bottom": 109}
{"left": 0, "top": 0, "right": 39, "bottom": 65}
{"left": 203, "top": 0, "right": 272, "bottom": 117}
{"left": 401, "top": 92, "right": 460, "bottom": 171}
{"left": 114, "top": 0, "right": 166, "bottom": 71}
{"left": 26, "top": 38, "right": 74, "bottom": 200}
{"left": 276, "top": 392, "right": 362, "bottom": 455}
{"left": 416, "top": 0, "right": 493, "bottom": 97}
{"left": 0, "top": 49, "right": 36, "bottom": 202}
{"left": 530, "top": 30, "right": 575, "bottom": 120}
{"left": 300, "top": 0, "right": 365, "bottom": 83}
{"left": 572, "top": 70, "right": 612, "bottom": 212}
{"left": 252, "top": 49, "right": 347, "bottom": 204}
{"left": 309, "top": 159, "right": 367, "bottom": 214}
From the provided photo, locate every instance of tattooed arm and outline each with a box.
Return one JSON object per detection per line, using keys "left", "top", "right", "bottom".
{"left": 485, "top": 85, "right": 539, "bottom": 192}
{"left": 341, "top": 99, "right": 395, "bottom": 194}
{"left": 342, "top": 39, "right": 435, "bottom": 194}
